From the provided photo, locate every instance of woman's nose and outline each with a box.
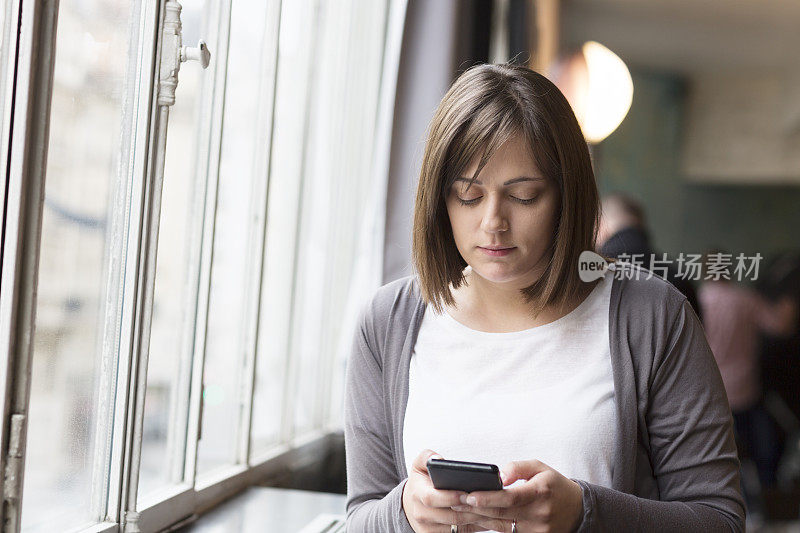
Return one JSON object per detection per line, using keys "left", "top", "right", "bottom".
{"left": 479, "top": 196, "right": 508, "bottom": 233}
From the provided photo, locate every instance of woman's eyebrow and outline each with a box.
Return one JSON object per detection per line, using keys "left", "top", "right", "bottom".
{"left": 454, "top": 176, "right": 545, "bottom": 185}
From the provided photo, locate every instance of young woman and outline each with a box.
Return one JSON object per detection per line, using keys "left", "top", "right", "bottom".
{"left": 344, "top": 64, "right": 744, "bottom": 532}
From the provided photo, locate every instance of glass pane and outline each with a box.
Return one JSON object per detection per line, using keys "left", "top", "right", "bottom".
{"left": 0, "top": 0, "right": 11, "bottom": 119}
{"left": 0, "top": 2, "right": 5, "bottom": 59}
{"left": 195, "top": 0, "right": 278, "bottom": 475}
{"left": 22, "top": 0, "right": 133, "bottom": 530}
{"left": 249, "top": 0, "right": 316, "bottom": 455}
{"left": 138, "top": 0, "right": 207, "bottom": 502}
{"left": 0, "top": 0, "right": 14, "bottom": 193}
{"left": 289, "top": 1, "right": 388, "bottom": 438}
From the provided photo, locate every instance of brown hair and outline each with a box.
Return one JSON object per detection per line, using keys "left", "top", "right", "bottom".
{"left": 411, "top": 63, "right": 599, "bottom": 317}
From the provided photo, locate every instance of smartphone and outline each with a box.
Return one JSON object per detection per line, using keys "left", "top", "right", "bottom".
{"left": 426, "top": 458, "right": 503, "bottom": 492}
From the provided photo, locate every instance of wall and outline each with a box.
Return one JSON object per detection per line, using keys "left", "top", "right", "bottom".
{"left": 596, "top": 70, "right": 800, "bottom": 264}
{"left": 382, "top": 0, "right": 460, "bottom": 284}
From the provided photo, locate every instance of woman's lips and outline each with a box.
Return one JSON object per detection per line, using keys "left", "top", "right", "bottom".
{"left": 479, "top": 247, "right": 515, "bottom": 257}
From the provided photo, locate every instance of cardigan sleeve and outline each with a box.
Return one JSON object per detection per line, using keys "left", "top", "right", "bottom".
{"left": 573, "top": 298, "right": 745, "bottom": 532}
{"left": 343, "top": 304, "right": 416, "bottom": 532}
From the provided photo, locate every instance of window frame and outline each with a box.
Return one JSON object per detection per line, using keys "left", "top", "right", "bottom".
{"left": 0, "top": 0, "right": 62, "bottom": 529}
{"left": 0, "top": 0, "right": 408, "bottom": 530}
{"left": 100, "top": 0, "right": 164, "bottom": 524}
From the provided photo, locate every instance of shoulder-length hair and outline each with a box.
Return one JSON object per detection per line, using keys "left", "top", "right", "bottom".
{"left": 411, "top": 63, "right": 600, "bottom": 317}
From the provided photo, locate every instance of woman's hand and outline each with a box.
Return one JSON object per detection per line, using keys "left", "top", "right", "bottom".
{"left": 449, "top": 459, "right": 584, "bottom": 533}
{"left": 402, "top": 449, "right": 494, "bottom": 532}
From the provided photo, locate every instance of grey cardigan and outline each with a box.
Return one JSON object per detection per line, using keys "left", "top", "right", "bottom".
{"left": 344, "top": 266, "right": 745, "bottom": 532}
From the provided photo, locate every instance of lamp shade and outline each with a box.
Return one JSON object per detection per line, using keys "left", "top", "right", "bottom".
{"left": 549, "top": 41, "right": 633, "bottom": 144}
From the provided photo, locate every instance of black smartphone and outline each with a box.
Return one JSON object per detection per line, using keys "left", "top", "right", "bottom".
{"left": 426, "top": 458, "right": 503, "bottom": 492}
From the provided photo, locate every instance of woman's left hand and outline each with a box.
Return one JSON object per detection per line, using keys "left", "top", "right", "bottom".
{"left": 450, "top": 459, "right": 584, "bottom": 533}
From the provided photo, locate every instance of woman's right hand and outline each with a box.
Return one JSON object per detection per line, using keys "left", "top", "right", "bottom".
{"left": 402, "top": 449, "right": 491, "bottom": 532}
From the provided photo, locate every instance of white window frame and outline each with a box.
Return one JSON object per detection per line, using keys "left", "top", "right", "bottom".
{"left": 0, "top": 0, "right": 62, "bottom": 530}
{"left": 0, "top": 0, "right": 409, "bottom": 530}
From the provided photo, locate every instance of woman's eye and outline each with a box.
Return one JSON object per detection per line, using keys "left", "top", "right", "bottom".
{"left": 457, "top": 196, "right": 481, "bottom": 206}
{"left": 511, "top": 196, "right": 537, "bottom": 204}
{"left": 456, "top": 195, "right": 537, "bottom": 206}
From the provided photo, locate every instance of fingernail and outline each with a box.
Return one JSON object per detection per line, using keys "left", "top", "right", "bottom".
{"left": 459, "top": 494, "right": 469, "bottom": 504}
{"left": 466, "top": 496, "right": 477, "bottom": 506}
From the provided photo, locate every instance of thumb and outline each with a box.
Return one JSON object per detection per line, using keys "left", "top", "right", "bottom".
{"left": 501, "top": 459, "right": 549, "bottom": 485}
{"left": 413, "top": 449, "right": 443, "bottom": 474}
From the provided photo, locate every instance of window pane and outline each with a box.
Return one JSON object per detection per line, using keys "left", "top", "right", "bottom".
{"left": 22, "top": 0, "right": 133, "bottom": 530}
{"left": 289, "top": 1, "right": 388, "bottom": 438}
{"left": 0, "top": 0, "right": 14, "bottom": 193}
{"left": 0, "top": 0, "right": 11, "bottom": 124}
{"left": 0, "top": 2, "right": 6, "bottom": 60}
{"left": 249, "top": 0, "right": 316, "bottom": 455}
{"left": 195, "top": 0, "right": 278, "bottom": 475}
{"left": 139, "top": 0, "right": 207, "bottom": 501}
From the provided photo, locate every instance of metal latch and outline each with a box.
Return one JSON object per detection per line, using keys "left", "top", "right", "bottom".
{"left": 158, "top": 0, "right": 211, "bottom": 107}
{"left": 2, "top": 414, "right": 27, "bottom": 531}
{"left": 3, "top": 414, "right": 27, "bottom": 502}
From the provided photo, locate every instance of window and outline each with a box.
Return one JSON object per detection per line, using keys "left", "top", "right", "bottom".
{"left": 0, "top": 0, "right": 406, "bottom": 530}
{"left": 140, "top": 0, "right": 206, "bottom": 502}
{"left": 193, "top": 0, "right": 283, "bottom": 477}
{"left": 21, "top": 0, "right": 143, "bottom": 530}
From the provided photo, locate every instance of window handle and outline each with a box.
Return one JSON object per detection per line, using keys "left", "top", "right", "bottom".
{"left": 182, "top": 40, "right": 210, "bottom": 69}
{"left": 121, "top": 4, "right": 212, "bottom": 529}
{"left": 158, "top": 0, "right": 210, "bottom": 107}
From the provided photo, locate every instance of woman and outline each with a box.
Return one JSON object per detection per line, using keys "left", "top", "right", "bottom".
{"left": 344, "top": 64, "right": 744, "bottom": 532}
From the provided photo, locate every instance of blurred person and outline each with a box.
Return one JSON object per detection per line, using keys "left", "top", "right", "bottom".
{"left": 756, "top": 251, "right": 800, "bottom": 494}
{"left": 344, "top": 64, "right": 743, "bottom": 532}
{"left": 596, "top": 192, "right": 701, "bottom": 318}
{"left": 759, "top": 251, "right": 800, "bottom": 420}
{"left": 698, "top": 259, "right": 798, "bottom": 521}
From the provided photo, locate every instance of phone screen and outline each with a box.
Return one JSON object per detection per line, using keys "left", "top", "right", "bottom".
{"left": 427, "top": 458, "right": 504, "bottom": 492}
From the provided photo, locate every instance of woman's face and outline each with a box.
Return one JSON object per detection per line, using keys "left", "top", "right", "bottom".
{"left": 445, "top": 132, "right": 560, "bottom": 288}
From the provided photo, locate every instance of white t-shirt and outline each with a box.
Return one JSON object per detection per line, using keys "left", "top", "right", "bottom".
{"left": 403, "top": 271, "right": 617, "bottom": 496}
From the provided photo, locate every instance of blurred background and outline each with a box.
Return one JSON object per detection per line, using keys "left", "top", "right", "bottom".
{"left": 5, "top": 0, "right": 799, "bottom": 531}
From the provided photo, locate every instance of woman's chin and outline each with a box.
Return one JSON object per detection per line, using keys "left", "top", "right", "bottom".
{"left": 470, "top": 265, "right": 523, "bottom": 285}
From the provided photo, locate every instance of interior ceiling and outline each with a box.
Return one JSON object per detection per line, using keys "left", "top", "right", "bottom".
{"left": 561, "top": 0, "right": 800, "bottom": 74}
